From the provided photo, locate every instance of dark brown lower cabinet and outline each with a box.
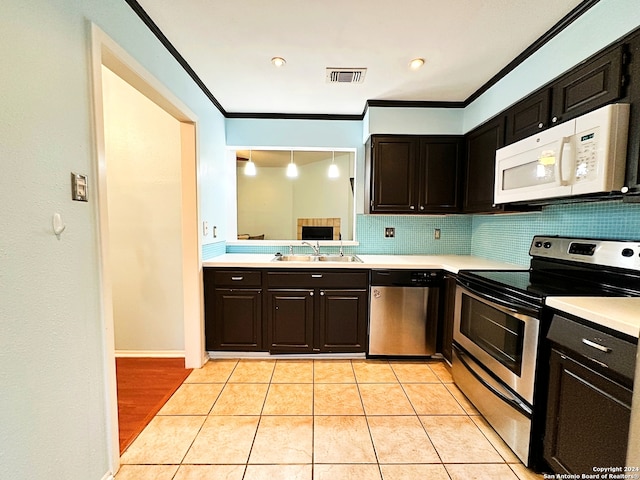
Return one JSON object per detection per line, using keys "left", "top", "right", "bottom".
{"left": 204, "top": 269, "right": 265, "bottom": 351}
{"left": 439, "top": 274, "right": 457, "bottom": 362}
{"left": 267, "top": 289, "right": 314, "bottom": 353}
{"left": 266, "top": 270, "right": 369, "bottom": 354}
{"left": 212, "top": 288, "right": 262, "bottom": 350}
{"left": 318, "top": 289, "right": 368, "bottom": 353}
{"left": 544, "top": 348, "right": 632, "bottom": 474}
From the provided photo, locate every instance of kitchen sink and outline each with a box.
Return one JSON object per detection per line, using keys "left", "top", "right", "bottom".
{"left": 272, "top": 254, "right": 362, "bottom": 263}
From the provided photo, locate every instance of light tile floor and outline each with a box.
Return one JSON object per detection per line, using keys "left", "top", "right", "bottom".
{"left": 116, "top": 359, "right": 544, "bottom": 480}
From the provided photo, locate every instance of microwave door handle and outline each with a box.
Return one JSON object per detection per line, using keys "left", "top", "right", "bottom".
{"left": 555, "top": 136, "right": 571, "bottom": 186}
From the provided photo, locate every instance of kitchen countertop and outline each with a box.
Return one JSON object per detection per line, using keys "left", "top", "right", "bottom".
{"left": 202, "top": 254, "right": 524, "bottom": 274}
{"left": 546, "top": 296, "right": 640, "bottom": 338}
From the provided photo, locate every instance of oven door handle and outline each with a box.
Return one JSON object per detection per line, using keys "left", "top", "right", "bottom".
{"left": 458, "top": 281, "right": 538, "bottom": 317}
{"left": 454, "top": 345, "right": 532, "bottom": 418}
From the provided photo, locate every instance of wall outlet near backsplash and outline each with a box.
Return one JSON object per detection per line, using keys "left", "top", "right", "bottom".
{"left": 385, "top": 227, "right": 395, "bottom": 238}
{"left": 434, "top": 228, "right": 441, "bottom": 240}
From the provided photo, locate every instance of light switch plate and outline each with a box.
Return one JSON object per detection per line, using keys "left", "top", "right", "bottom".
{"left": 71, "top": 172, "right": 88, "bottom": 202}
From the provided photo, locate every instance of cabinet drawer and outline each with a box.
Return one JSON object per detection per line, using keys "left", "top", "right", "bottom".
{"left": 213, "top": 270, "right": 262, "bottom": 287}
{"left": 547, "top": 313, "right": 637, "bottom": 382}
{"left": 267, "top": 271, "right": 368, "bottom": 289}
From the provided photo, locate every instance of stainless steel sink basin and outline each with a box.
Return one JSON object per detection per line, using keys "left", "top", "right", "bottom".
{"left": 271, "top": 254, "right": 362, "bottom": 263}
{"left": 271, "top": 255, "right": 315, "bottom": 262}
{"left": 317, "top": 255, "right": 362, "bottom": 263}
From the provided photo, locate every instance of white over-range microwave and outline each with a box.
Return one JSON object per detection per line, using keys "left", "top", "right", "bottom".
{"left": 494, "top": 103, "right": 630, "bottom": 204}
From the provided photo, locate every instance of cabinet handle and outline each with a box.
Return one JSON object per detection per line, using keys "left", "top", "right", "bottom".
{"left": 419, "top": 205, "right": 424, "bottom": 211}
{"left": 320, "top": 291, "right": 325, "bottom": 296}
{"left": 538, "top": 122, "right": 544, "bottom": 129}
{"left": 410, "top": 205, "right": 415, "bottom": 210}
{"left": 311, "top": 274, "right": 323, "bottom": 278}
{"left": 231, "top": 276, "right": 243, "bottom": 281}
{"left": 310, "top": 291, "right": 314, "bottom": 296}
{"left": 552, "top": 116, "right": 558, "bottom": 123}
{"left": 582, "top": 338, "right": 612, "bottom": 353}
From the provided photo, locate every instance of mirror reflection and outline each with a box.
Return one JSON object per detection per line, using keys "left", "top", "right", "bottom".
{"left": 235, "top": 149, "right": 355, "bottom": 241}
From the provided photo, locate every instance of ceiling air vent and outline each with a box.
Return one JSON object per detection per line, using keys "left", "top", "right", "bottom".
{"left": 326, "top": 68, "right": 367, "bottom": 84}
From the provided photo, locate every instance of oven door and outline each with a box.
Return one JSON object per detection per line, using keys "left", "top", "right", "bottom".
{"left": 453, "top": 283, "right": 540, "bottom": 405}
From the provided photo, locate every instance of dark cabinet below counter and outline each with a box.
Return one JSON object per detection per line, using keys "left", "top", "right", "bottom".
{"left": 204, "top": 269, "right": 264, "bottom": 351}
{"left": 204, "top": 267, "right": 369, "bottom": 354}
{"left": 266, "top": 270, "right": 369, "bottom": 354}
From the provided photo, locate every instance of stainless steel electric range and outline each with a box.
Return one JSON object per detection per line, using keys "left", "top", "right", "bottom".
{"left": 452, "top": 236, "right": 640, "bottom": 470}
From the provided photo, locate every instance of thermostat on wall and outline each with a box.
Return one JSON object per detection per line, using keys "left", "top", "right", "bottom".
{"left": 71, "top": 172, "right": 88, "bottom": 202}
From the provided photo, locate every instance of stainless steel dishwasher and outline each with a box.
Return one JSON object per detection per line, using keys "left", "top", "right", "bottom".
{"left": 368, "top": 269, "right": 442, "bottom": 356}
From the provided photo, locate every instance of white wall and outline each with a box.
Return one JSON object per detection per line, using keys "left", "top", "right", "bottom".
{"left": 237, "top": 166, "right": 295, "bottom": 239}
{"left": 0, "top": 1, "right": 226, "bottom": 478}
{"left": 102, "top": 66, "right": 185, "bottom": 353}
{"left": 292, "top": 155, "right": 353, "bottom": 240}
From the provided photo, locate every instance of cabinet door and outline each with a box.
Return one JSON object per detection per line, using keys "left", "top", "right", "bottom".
{"left": 505, "top": 89, "right": 551, "bottom": 145}
{"left": 544, "top": 349, "right": 632, "bottom": 474}
{"left": 213, "top": 288, "right": 262, "bottom": 351}
{"left": 464, "top": 117, "right": 505, "bottom": 213}
{"left": 318, "top": 289, "right": 368, "bottom": 353}
{"left": 369, "top": 136, "right": 419, "bottom": 213}
{"left": 551, "top": 45, "right": 625, "bottom": 125}
{"left": 417, "top": 137, "right": 463, "bottom": 212}
{"left": 267, "top": 290, "right": 314, "bottom": 353}
{"left": 439, "top": 274, "right": 457, "bottom": 362}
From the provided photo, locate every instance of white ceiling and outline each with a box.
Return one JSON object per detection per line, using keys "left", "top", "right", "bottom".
{"left": 136, "top": 0, "right": 586, "bottom": 116}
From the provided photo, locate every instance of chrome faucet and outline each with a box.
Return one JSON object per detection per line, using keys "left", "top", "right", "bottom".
{"left": 301, "top": 241, "right": 320, "bottom": 256}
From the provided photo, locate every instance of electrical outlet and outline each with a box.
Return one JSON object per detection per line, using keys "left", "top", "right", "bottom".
{"left": 434, "top": 228, "right": 441, "bottom": 240}
{"left": 203, "top": 221, "right": 209, "bottom": 236}
{"left": 385, "top": 227, "right": 395, "bottom": 238}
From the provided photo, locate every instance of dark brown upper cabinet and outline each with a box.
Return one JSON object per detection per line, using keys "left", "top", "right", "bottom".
{"left": 366, "top": 135, "right": 463, "bottom": 214}
{"left": 504, "top": 44, "right": 626, "bottom": 147}
{"left": 551, "top": 44, "right": 625, "bottom": 125}
{"left": 463, "top": 116, "right": 506, "bottom": 213}
{"left": 505, "top": 90, "right": 551, "bottom": 144}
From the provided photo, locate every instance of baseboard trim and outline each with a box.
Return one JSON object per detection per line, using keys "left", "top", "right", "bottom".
{"left": 115, "top": 350, "right": 185, "bottom": 358}
{"left": 207, "top": 351, "right": 366, "bottom": 360}
{"left": 101, "top": 472, "right": 114, "bottom": 480}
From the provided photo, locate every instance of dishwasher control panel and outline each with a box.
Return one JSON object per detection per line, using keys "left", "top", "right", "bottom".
{"left": 370, "top": 269, "right": 443, "bottom": 287}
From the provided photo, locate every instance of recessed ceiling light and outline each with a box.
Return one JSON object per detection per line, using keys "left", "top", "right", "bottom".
{"left": 409, "top": 58, "right": 425, "bottom": 70}
{"left": 271, "top": 56, "right": 286, "bottom": 67}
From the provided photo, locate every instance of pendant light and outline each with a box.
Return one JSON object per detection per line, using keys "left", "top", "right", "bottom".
{"left": 244, "top": 149, "right": 257, "bottom": 176}
{"left": 328, "top": 150, "right": 339, "bottom": 178}
{"left": 286, "top": 150, "right": 298, "bottom": 178}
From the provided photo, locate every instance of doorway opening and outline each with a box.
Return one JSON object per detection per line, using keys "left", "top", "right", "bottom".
{"left": 90, "top": 24, "right": 204, "bottom": 475}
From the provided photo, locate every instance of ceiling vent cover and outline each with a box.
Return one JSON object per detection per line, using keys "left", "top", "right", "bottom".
{"left": 326, "top": 68, "right": 367, "bottom": 84}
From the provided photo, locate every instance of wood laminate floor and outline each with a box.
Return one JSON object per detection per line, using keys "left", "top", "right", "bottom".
{"left": 116, "top": 357, "right": 193, "bottom": 453}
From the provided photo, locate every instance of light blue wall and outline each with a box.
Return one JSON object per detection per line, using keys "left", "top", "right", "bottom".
{"left": 464, "top": 0, "right": 640, "bottom": 131}
{"left": 1, "top": 1, "right": 226, "bottom": 478}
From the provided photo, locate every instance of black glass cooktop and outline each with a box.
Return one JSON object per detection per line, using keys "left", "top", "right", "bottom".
{"left": 460, "top": 267, "right": 640, "bottom": 299}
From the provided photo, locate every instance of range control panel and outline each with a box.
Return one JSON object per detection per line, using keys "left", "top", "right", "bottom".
{"left": 530, "top": 236, "right": 640, "bottom": 271}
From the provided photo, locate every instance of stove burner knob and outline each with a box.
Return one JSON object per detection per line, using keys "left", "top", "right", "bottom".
{"left": 622, "top": 248, "right": 635, "bottom": 257}
{"left": 534, "top": 241, "right": 543, "bottom": 248}
{"left": 543, "top": 241, "right": 552, "bottom": 249}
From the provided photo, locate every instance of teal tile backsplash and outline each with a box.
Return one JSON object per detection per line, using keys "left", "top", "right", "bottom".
{"left": 355, "top": 214, "right": 471, "bottom": 254}
{"left": 471, "top": 200, "right": 640, "bottom": 266}
{"left": 207, "top": 200, "right": 640, "bottom": 266}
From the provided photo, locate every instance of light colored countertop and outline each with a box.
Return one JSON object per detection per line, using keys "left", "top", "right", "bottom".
{"left": 546, "top": 296, "right": 640, "bottom": 338}
{"left": 202, "top": 254, "right": 524, "bottom": 274}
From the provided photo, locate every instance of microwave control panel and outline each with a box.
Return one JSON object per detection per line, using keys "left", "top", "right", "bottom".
{"left": 574, "top": 128, "right": 599, "bottom": 183}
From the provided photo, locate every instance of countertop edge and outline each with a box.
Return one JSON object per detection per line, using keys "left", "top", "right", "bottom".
{"left": 546, "top": 296, "right": 640, "bottom": 339}
{"left": 201, "top": 254, "right": 524, "bottom": 275}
